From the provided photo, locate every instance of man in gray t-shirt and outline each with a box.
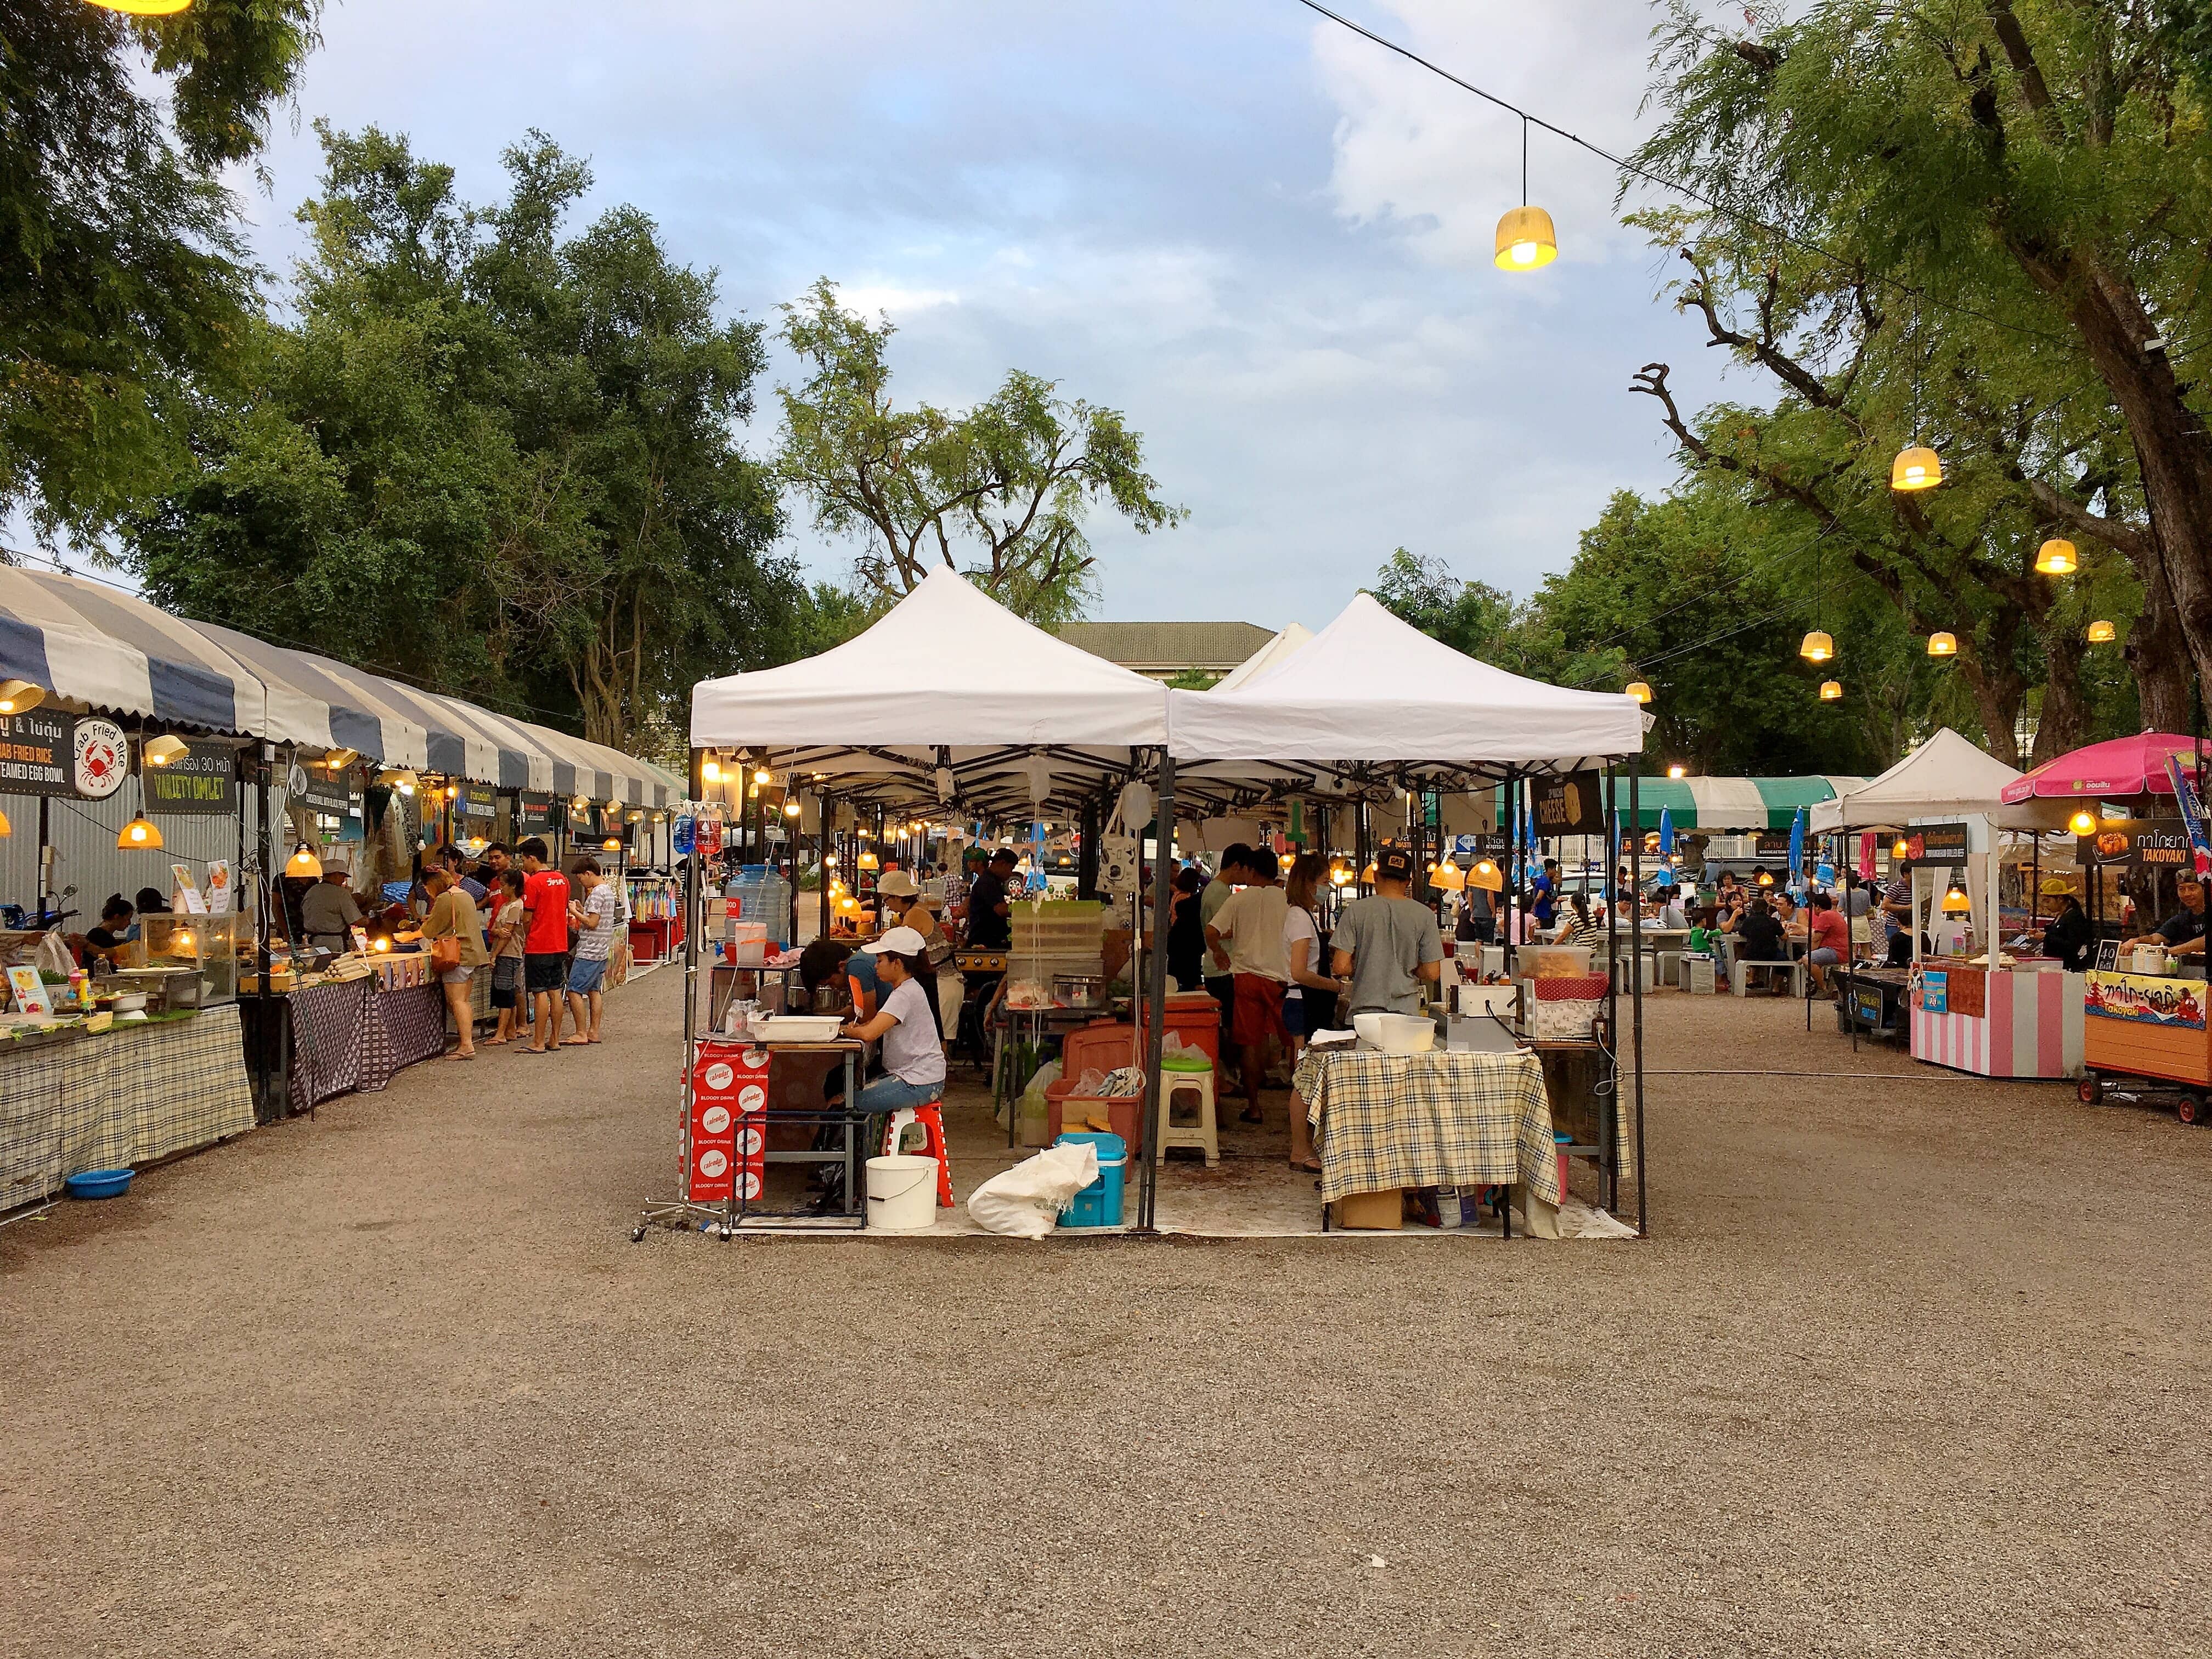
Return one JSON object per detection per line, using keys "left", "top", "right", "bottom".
{"left": 1330, "top": 846, "right": 1443, "bottom": 1014}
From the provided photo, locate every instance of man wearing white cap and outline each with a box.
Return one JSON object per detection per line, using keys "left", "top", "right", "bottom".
{"left": 836, "top": 925, "right": 948, "bottom": 1116}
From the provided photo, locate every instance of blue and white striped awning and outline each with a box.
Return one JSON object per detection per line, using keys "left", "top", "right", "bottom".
{"left": 0, "top": 564, "right": 681, "bottom": 806}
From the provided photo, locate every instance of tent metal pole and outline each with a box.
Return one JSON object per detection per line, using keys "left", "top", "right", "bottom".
{"left": 1137, "top": 752, "right": 1177, "bottom": 1232}
{"left": 1604, "top": 763, "right": 1619, "bottom": 1195}
{"left": 1630, "top": 768, "right": 1647, "bottom": 1238}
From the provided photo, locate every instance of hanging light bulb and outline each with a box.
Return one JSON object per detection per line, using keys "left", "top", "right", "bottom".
{"left": 748, "top": 781, "right": 761, "bottom": 800}
{"left": 286, "top": 843, "right": 324, "bottom": 879}
{"left": 1757, "top": 871, "right": 1775, "bottom": 888}
{"left": 1942, "top": 878, "right": 1972, "bottom": 915}
{"left": 1798, "top": 630, "right": 1834, "bottom": 663}
{"left": 784, "top": 799, "right": 802, "bottom": 818}
{"left": 377, "top": 768, "right": 420, "bottom": 796}
{"left": 117, "top": 815, "right": 163, "bottom": 850}
{"left": 2034, "top": 539, "right": 2078, "bottom": 575}
{"left": 859, "top": 849, "right": 878, "bottom": 869}
{"left": 700, "top": 757, "right": 723, "bottom": 784}
{"left": 143, "top": 733, "right": 190, "bottom": 767}
{"left": 1819, "top": 680, "right": 1843, "bottom": 701}
{"left": 323, "top": 747, "right": 359, "bottom": 771}
{"left": 602, "top": 836, "right": 623, "bottom": 853}
{"left": 1666, "top": 764, "right": 1686, "bottom": 779}
{"left": 0, "top": 678, "right": 47, "bottom": 715}
{"left": 1892, "top": 837, "right": 1910, "bottom": 860}
{"left": 2086, "top": 619, "right": 2117, "bottom": 644}
{"left": 1890, "top": 444, "right": 1943, "bottom": 491}
{"left": 2068, "top": 808, "right": 2097, "bottom": 837}
{"left": 571, "top": 793, "right": 590, "bottom": 812}
{"left": 753, "top": 767, "right": 773, "bottom": 787}
{"left": 1624, "top": 681, "right": 1653, "bottom": 704}
{"left": 1927, "top": 631, "right": 1958, "bottom": 657}
{"left": 1492, "top": 118, "right": 1558, "bottom": 271}
{"left": 443, "top": 784, "right": 459, "bottom": 802}
{"left": 84, "top": 1, "right": 195, "bottom": 13}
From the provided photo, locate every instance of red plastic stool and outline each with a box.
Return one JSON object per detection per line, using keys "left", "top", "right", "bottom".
{"left": 884, "top": 1100, "right": 953, "bottom": 1207}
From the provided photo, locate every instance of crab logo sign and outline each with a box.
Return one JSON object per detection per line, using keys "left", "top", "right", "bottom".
{"left": 72, "top": 718, "right": 128, "bottom": 800}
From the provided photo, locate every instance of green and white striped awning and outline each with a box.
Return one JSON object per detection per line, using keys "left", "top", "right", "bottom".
{"left": 1622, "top": 775, "right": 1869, "bottom": 831}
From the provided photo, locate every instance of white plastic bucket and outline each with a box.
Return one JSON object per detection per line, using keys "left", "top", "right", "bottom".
{"left": 866, "top": 1154, "right": 938, "bottom": 1232}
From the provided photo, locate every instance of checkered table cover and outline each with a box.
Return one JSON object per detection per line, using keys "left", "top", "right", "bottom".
{"left": 287, "top": 980, "right": 448, "bottom": 1113}
{"left": 1293, "top": 1046, "right": 1561, "bottom": 1207}
{"left": 1, "top": 1005, "right": 256, "bottom": 1210}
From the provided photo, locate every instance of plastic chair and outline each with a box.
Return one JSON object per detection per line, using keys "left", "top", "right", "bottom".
{"left": 884, "top": 1100, "right": 953, "bottom": 1207}
{"left": 1155, "top": 1054, "right": 1218, "bottom": 1166}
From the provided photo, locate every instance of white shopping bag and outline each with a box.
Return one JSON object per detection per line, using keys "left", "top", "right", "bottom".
{"left": 966, "top": 1142, "right": 1101, "bottom": 1239}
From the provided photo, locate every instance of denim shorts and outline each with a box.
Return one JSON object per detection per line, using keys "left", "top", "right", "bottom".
{"left": 856, "top": 1074, "right": 944, "bottom": 1114}
{"left": 566, "top": 955, "right": 607, "bottom": 996}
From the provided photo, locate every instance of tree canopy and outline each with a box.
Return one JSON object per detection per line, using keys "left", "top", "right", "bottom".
{"left": 0, "top": 0, "right": 321, "bottom": 547}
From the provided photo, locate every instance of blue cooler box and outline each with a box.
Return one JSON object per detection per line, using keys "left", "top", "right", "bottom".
{"left": 1056, "top": 1131, "right": 1126, "bottom": 1227}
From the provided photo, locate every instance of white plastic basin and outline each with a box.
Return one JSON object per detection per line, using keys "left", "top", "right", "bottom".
{"left": 1353, "top": 1012, "right": 1436, "bottom": 1054}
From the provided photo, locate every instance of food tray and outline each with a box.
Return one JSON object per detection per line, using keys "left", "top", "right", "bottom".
{"left": 754, "top": 1014, "right": 844, "bottom": 1044}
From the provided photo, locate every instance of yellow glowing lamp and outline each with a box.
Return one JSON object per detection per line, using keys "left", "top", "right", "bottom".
{"left": 1329, "top": 864, "right": 1351, "bottom": 886}
{"left": 1819, "top": 679, "right": 1843, "bottom": 701}
{"left": 1359, "top": 861, "right": 1378, "bottom": 883}
{"left": 753, "top": 768, "right": 773, "bottom": 787}
{"left": 117, "top": 816, "right": 163, "bottom": 850}
{"left": 143, "top": 733, "right": 190, "bottom": 766}
{"left": 1624, "top": 680, "right": 1653, "bottom": 704}
{"left": 700, "top": 758, "right": 723, "bottom": 784}
{"left": 602, "top": 836, "right": 622, "bottom": 852}
{"left": 1942, "top": 879, "right": 1972, "bottom": 915}
{"left": 784, "top": 799, "right": 802, "bottom": 818}
{"left": 85, "top": 1, "right": 195, "bottom": 12}
{"left": 1927, "top": 631, "right": 1958, "bottom": 657}
{"left": 1493, "top": 205, "right": 1558, "bottom": 270}
{"left": 1891, "top": 444, "right": 1942, "bottom": 491}
{"left": 1757, "top": 871, "right": 1775, "bottom": 887}
{"left": 371, "top": 936, "right": 392, "bottom": 953}
{"left": 1430, "top": 861, "right": 1465, "bottom": 891}
{"left": 377, "top": 768, "right": 419, "bottom": 796}
{"left": 839, "top": 896, "right": 859, "bottom": 913}
{"left": 1468, "top": 857, "right": 1503, "bottom": 892}
{"left": 2034, "top": 539, "right": 2078, "bottom": 575}
{"left": 1798, "top": 630, "right": 1834, "bottom": 663}
{"left": 1892, "top": 837, "right": 1909, "bottom": 860}
{"left": 323, "top": 747, "right": 359, "bottom": 771}
{"left": 859, "top": 850, "right": 878, "bottom": 869}
{"left": 0, "top": 678, "right": 47, "bottom": 715}
{"left": 2068, "top": 808, "right": 2097, "bottom": 836}
{"left": 285, "top": 843, "right": 324, "bottom": 879}
{"left": 169, "top": 929, "right": 197, "bottom": 957}
{"left": 2086, "top": 619, "right": 2116, "bottom": 644}
{"left": 1666, "top": 764, "right": 1686, "bottom": 778}
{"left": 0, "top": 805, "right": 9, "bottom": 837}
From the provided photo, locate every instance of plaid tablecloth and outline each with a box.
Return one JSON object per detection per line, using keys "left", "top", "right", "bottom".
{"left": 1293, "top": 1046, "right": 1560, "bottom": 1207}
{"left": 287, "top": 979, "right": 449, "bottom": 1113}
{"left": 1, "top": 1006, "right": 257, "bottom": 1210}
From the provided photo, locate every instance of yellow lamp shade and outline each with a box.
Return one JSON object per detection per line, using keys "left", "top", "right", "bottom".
{"left": 285, "top": 843, "right": 324, "bottom": 879}
{"left": 2086, "top": 619, "right": 2116, "bottom": 644}
{"left": 784, "top": 799, "right": 802, "bottom": 817}
{"left": 2034, "top": 538, "right": 2078, "bottom": 575}
{"left": 2068, "top": 808, "right": 2097, "bottom": 836}
{"left": 1359, "top": 862, "right": 1378, "bottom": 883}
{"left": 143, "top": 733, "right": 190, "bottom": 767}
{"left": 1798, "top": 630, "right": 1834, "bottom": 663}
{"left": 1666, "top": 764, "right": 1686, "bottom": 778}
{"left": 1757, "top": 871, "right": 1775, "bottom": 887}
{"left": 1430, "top": 861, "right": 1465, "bottom": 891}
{"left": 1891, "top": 444, "right": 1943, "bottom": 491}
{"left": 0, "top": 678, "right": 46, "bottom": 715}
{"left": 602, "top": 836, "right": 622, "bottom": 852}
{"left": 1927, "top": 631, "right": 1958, "bottom": 657}
{"left": 1942, "top": 881, "right": 1972, "bottom": 915}
{"left": 0, "top": 805, "right": 10, "bottom": 837}
{"left": 1624, "top": 680, "right": 1653, "bottom": 704}
{"left": 1468, "top": 858, "right": 1503, "bottom": 892}
{"left": 322, "top": 747, "right": 359, "bottom": 771}
{"left": 839, "top": 896, "right": 859, "bottom": 912}
{"left": 1493, "top": 204, "right": 1558, "bottom": 270}
{"left": 117, "top": 816, "right": 163, "bottom": 850}
{"left": 377, "top": 769, "right": 420, "bottom": 795}
{"left": 1819, "top": 679, "right": 1843, "bottom": 701}
{"left": 1892, "top": 837, "right": 1909, "bottom": 860}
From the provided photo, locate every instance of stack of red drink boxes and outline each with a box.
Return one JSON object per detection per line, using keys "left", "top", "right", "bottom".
{"left": 688, "top": 1043, "right": 770, "bottom": 1207}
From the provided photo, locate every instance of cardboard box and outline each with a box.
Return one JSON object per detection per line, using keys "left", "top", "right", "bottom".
{"left": 1331, "top": 1187, "right": 1404, "bottom": 1230}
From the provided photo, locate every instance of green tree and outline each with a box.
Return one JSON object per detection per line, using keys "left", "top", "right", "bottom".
{"left": 1369, "top": 547, "right": 1520, "bottom": 660}
{"left": 1636, "top": 1, "right": 2212, "bottom": 722}
{"left": 132, "top": 124, "right": 797, "bottom": 752}
{"left": 0, "top": 0, "right": 321, "bottom": 548}
{"left": 774, "top": 278, "right": 1186, "bottom": 623}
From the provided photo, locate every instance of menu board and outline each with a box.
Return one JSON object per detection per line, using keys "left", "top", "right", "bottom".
{"left": 515, "top": 790, "right": 556, "bottom": 834}
{"left": 0, "top": 711, "right": 126, "bottom": 798}
{"left": 1532, "top": 769, "right": 1608, "bottom": 837}
{"left": 460, "top": 782, "right": 498, "bottom": 824}
{"left": 143, "top": 740, "right": 236, "bottom": 815}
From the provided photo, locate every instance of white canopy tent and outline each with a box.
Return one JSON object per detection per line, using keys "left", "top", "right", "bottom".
{"left": 1211, "top": 621, "right": 1312, "bottom": 692}
{"left": 1809, "top": 728, "right": 2068, "bottom": 834}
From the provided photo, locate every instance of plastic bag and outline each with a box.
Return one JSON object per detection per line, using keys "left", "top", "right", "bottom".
{"left": 34, "top": 929, "right": 75, "bottom": 983}
{"left": 967, "top": 1141, "right": 1101, "bottom": 1239}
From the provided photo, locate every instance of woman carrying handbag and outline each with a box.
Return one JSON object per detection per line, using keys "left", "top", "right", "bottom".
{"left": 419, "top": 865, "right": 490, "bottom": 1060}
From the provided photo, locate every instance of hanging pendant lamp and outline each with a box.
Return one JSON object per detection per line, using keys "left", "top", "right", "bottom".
{"left": 2068, "top": 808, "right": 2097, "bottom": 837}
{"left": 2086, "top": 619, "right": 2116, "bottom": 644}
{"left": 1942, "top": 878, "right": 1972, "bottom": 915}
{"left": 1493, "top": 119, "right": 1558, "bottom": 271}
{"left": 2034, "top": 538, "right": 2078, "bottom": 575}
{"left": 1624, "top": 680, "right": 1653, "bottom": 704}
{"left": 1927, "top": 631, "right": 1958, "bottom": 657}
{"left": 1891, "top": 443, "right": 1942, "bottom": 491}
{"left": 1799, "top": 630, "right": 1834, "bottom": 664}
{"left": 286, "top": 842, "right": 324, "bottom": 879}
{"left": 117, "top": 814, "right": 163, "bottom": 850}
{"left": 700, "top": 758, "right": 723, "bottom": 784}
{"left": 85, "top": 1, "right": 194, "bottom": 14}
{"left": 143, "top": 733, "right": 190, "bottom": 766}
{"left": 0, "top": 678, "right": 47, "bottom": 715}
{"left": 1819, "top": 680, "right": 1843, "bottom": 701}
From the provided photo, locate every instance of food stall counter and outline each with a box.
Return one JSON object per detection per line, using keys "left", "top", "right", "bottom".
{"left": 1909, "top": 957, "right": 2084, "bottom": 1079}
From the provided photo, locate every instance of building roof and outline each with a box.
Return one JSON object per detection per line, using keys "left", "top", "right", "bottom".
{"left": 1054, "top": 620, "right": 1276, "bottom": 674}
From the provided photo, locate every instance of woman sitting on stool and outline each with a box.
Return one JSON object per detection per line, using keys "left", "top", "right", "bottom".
{"left": 832, "top": 926, "right": 947, "bottom": 1117}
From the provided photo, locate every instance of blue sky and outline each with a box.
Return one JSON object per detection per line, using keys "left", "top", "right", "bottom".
{"left": 219, "top": 0, "right": 1742, "bottom": 630}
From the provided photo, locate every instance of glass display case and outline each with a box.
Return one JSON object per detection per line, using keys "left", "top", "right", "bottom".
{"left": 136, "top": 911, "right": 245, "bottom": 1009}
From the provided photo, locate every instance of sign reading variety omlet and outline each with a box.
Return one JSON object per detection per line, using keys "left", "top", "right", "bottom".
{"left": 144, "top": 741, "right": 236, "bottom": 816}
{"left": 1532, "top": 769, "right": 1609, "bottom": 837}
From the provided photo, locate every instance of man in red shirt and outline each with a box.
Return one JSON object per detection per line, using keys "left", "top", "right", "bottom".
{"left": 516, "top": 837, "right": 572, "bottom": 1054}
{"left": 1804, "top": 891, "right": 1851, "bottom": 993}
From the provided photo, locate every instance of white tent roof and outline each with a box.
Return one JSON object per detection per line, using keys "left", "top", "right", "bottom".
{"left": 1167, "top": 592, "right": 1647, "bottom": 775}
{"left": 1808, "top": 728, "right": 2066, "bottom": 832}
{"left": 1212, "top": 622, "right": 1312, "bottom": 691}
{"left": 689, "top": 566, "right": 1176, "bottom": 814}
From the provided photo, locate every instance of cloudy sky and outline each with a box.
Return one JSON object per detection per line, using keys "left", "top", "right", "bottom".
{"left": 224, "top": 0, "right": 1744, "bottom": 630}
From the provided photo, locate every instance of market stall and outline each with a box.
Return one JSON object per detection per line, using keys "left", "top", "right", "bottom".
{"left": 2001, "top": 733, "right": 2212, "bottom": 1118}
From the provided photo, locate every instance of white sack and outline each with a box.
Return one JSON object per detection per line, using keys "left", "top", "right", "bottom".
{"left": 967, "top": 1142, "right": 1101, "bottom": 1240}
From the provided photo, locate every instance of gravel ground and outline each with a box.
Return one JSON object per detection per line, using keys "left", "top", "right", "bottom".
{"left": 4, "top": 968, "right": 2209, "bottom": 1657}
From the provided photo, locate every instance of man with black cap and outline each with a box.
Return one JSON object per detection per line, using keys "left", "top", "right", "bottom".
{"left": 1331, "top": 844, "right": 1443, "bottom": 1015}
